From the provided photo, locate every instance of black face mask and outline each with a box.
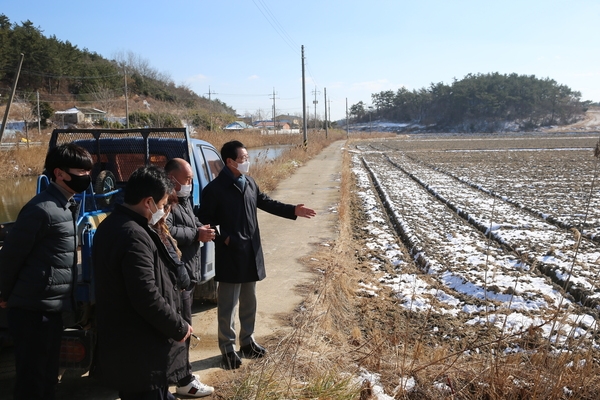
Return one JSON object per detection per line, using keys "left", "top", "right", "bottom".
{"left": 63, "top": 171, "right": 91, "bottom": 193}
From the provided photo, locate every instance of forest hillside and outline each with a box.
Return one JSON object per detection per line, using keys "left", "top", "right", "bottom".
{"left": 0, "top": 14, "right": 236, "bottom": 131}
{"left": 349, "top": 72, "right": 590, "bottom": 133}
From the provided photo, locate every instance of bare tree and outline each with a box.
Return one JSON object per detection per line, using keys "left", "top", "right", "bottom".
{"left": 112, "top": 50, "right": 172, "bottom": 84}
{"left": 11, "top": 95, "right": 36, "bottom": 145}
{"left": 92, "top": 84, "right": 119, "bottom": 117}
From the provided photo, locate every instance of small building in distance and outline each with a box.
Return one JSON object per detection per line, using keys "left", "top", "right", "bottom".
{"left": 276, "top": 114, "right": 301, "bottom": 128}
{"left": 254, "top": 120, "right": 291, "bottom": 130}
{"left": 224, "top": 121, "right": 254, "bottom": 130}
{"left": 54, "top": 107, "right": 107, "bottom": 125}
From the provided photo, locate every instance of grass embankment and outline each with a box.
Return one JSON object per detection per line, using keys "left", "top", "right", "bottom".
{"left": 0, "top": 144, "right": 47, "bottom": 179}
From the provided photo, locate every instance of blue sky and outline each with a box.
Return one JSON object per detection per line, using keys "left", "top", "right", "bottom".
{"left": 2, "top": 0, "right": 599, "bottom": 121}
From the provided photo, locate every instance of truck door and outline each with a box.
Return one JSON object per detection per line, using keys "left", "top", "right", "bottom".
{"left": 191, "top": 142, "right": 224, "bottom": 284}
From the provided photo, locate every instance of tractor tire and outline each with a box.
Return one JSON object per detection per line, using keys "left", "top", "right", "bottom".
{"left": 94, "top": 170, "right": 117, "bottom": 207}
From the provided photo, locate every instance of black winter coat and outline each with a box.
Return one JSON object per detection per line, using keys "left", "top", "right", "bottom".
{"left": 0, "top": 183, "right": 77, "bottom": 312}
{"left": 155, "top": 227, "right": 190, "bottom": 291}
{"left": 198, "top": 167, "right": 296, "bottom": 283}
{"left": 91, "top": 204, "right": 188, "bottom": 392}
{"left": 165, "top": 196, "right": 203, "bottom": 285}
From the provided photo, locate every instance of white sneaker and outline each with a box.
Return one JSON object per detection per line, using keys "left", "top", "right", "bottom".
{"left": 176, "top": 377, "right": 214, "bottom": 397}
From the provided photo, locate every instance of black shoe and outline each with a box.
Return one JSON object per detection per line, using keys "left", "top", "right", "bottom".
{"left": 222, "top": 351, "right": 242, "bottom": 370}
{"left": 240, "top": 342, "right": 267, "bottom": 359}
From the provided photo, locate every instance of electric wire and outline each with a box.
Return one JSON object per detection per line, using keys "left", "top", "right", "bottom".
{"left": 251, "top": 0, "right": 300, "bottom": 55}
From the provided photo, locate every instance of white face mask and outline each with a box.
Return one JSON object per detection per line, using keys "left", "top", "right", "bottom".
{"left": 177, "top": 184, "right": 192, "bottom": 198}
{"left": 236, "top": 161, "right": 250, "bottom": 175}
{"left": 149, "top": 199, "right": 166, "bottom": 226}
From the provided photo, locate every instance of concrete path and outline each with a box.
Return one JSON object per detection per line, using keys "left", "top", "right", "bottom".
{"left": 189, "top": 140, "right": 345, "bottom": 382}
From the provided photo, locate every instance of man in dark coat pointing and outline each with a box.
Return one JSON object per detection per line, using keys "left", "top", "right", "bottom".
{"left": 198, "top": 140, "right": 316, "bottom": 369}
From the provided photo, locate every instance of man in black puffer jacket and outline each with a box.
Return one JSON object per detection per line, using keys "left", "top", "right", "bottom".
{"left": 92, "top": 166, "right": 192, "bottom": 400}
{"left": 0, "top": 143, "right": 93, "bottom": 400}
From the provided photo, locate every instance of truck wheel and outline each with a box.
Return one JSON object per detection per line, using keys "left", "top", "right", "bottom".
{"left": 94, "top": 170, "right": 117, "bottom": 207}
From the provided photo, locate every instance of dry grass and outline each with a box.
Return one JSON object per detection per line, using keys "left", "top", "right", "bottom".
{"left": 211, "top": 146, "right": 372, "bottom": 399}
{"left": 0, "top": 144, "right": 48, "bottom": 179}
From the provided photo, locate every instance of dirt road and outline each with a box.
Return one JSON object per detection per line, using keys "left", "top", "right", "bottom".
{"left": 0, "top": 140, "right": 345, "bottom": 400}
{"left": 546, "top": 105, "right": 600, "bottom": 132}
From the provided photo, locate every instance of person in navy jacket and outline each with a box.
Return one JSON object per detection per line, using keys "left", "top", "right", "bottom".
{"left": 198, "top": 140, "right": 316, "bottom": 369}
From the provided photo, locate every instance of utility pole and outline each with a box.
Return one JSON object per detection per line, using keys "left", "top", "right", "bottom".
{"left": 0, "top": 53, "right": 25, "bottom": 143}
{"left": 301, "top": 45, "right": 307, "bottom": 146}
{"left": 124, "top": 67, "right": 129, "bottom": 128}
{"left": 345, "top": 98, "right": 349, "bottom": 138}
{"left": 312, "top": 86, "right": 320, "bottom": 130}
{"left": 324, "top": 88, "right": 328, "bottom": 139}
{"left": 328, "top": 97, "right": 331, "bottom": 131}
{"left": 36, "top": 91, "right": 41, "bottom": 135}
{"left": 205, "top": 86, "right": 218, "bottom": 131}
{"left": 270, "top": 87, "right": 277, "bottom": 133}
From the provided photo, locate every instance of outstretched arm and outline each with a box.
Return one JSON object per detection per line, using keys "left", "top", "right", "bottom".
{"left": 295, "top": 204, "right": 316, "bottom": 219}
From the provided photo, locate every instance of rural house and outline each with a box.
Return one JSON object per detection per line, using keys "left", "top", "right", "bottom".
{"left": 254, "top": 120, "right": 291, "bottom": 130}
{"left": 54, "top": 107, "right": 107, "bottom": 125}
{"left": 224, "top": 121, "right": 253, "bottom": 130}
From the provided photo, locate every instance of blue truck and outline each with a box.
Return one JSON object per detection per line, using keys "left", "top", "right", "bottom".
{"left": 0, "top": 127, "right": 224, "bottom": 371}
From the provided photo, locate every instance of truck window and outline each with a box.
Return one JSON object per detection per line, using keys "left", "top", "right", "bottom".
{"left": 204, "top": 147, "right": 224, "bottom": 180}
{"left": 195, "top": 145, "right": 223, "bottom": 182}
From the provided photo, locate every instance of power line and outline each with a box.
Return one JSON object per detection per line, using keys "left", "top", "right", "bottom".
{"left": 0, "top": 67, "right": 121, "bottom": 80}
{"left": 251, "top": 0, "right": 300, "bottom": 55}
{"left": 257, "top": 0, "right": 299, "bottom": 49}
{"left": 213, "top": 92, "right": 271, "bottom": 97}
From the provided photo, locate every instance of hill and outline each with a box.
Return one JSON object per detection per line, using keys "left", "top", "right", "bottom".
{"left": 345, "top": 105, "right": 600, "bottom": 134}
{"left": 0, "top": 14, "right": 236, "bottom": 130}
{"left": 348, "top": 72, "right": 591, "bottom": 133}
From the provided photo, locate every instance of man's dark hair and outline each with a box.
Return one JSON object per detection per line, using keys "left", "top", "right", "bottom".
{"left": 124, "top": 166, "right": 174, "bottom": 205}
{"left": 44, "top": 143, "right": 94, "bottom": 181}
{"left": 221, "top": 140, "right": 245, "bottom": 163}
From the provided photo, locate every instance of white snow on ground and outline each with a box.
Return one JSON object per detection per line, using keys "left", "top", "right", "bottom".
{"left": 353, "top": 141, "right": 600, "bottom": 344}
{"left": 358, "top": 369, "right": 397, "bottom": 400}
{"left": 349, "top": 139, "right": 600, "bottom": 397}
{"left": 382, "top": 150, "right": 600, "bottom": 299}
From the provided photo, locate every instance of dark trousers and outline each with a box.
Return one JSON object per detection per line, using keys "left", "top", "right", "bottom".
{"left": 177, "top": 286, "right": 194, "bottom": 387}
{"left": 217, "top": 281, "right": 257, "bottom": 354}
{"left": 7, "top": 308, "right": 63, "bottom": 400}
{"left": 119, "top": 387, "right": 175, "bottom": 400}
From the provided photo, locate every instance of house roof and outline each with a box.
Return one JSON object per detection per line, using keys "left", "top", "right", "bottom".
{"left": 254, "top": 121, "right": 275, "bottom": 127}
{"left": 55, "top": 107, "right": 106, "bottom": 115}
{"left": 224, "top": 121, "right": 252, "bottom": 130}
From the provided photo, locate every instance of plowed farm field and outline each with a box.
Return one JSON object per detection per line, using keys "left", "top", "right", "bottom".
{"left": 350, "top": 133, "right": 600, "bottom": 354}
